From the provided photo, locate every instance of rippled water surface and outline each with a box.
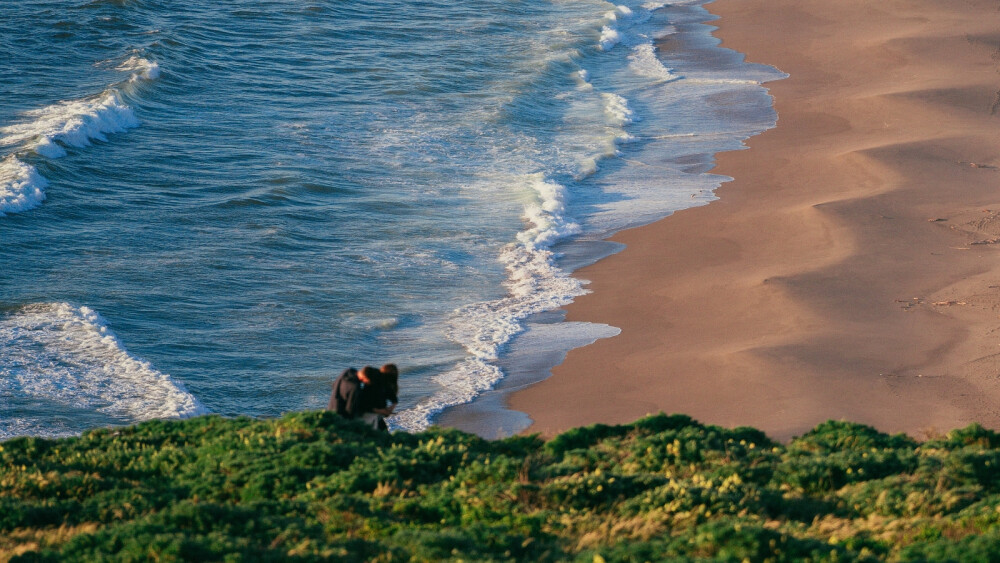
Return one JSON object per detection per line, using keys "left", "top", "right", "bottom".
{"left": 0, "top": 0, "right": 782, "bottom": 439}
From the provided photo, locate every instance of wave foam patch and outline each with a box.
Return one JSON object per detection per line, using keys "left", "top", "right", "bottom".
{"left": 600, "top": 4, "right": 655, "bottom": 51}
{"left": 0, "top": 91, "right": 140, "bottom": 158}
{"left": 574, "top": 92, "right": 634, "bottom": 171}
{"left": 629, "top": 43, "right": 678, "bottom": 82}
{"left": 599, "top": 6, "right": 633, "bottom": 51}
{"left": 599, "top": 26, "right": 623, "bottom": 51}
{"left": 518, "top": 175, "right": 582, "bottom": 249}
{"left": 0, "top": 156, "right": 47, "bottom": 216}
{"left": 684, "top": 78, "right": 764, "bottom": 85}
{"left": 392, "top": 174, "right": 585, "bottom": 431}
{"left": 566, "top": 69, "right": 637, "bottom": 177}
{"left": 0, "top": 303, "right": 206, "bottom": 439}
{"left": 391, "top": 359, "right": 504, "bottom": 432}
{"left": 0, "top": 53, "right": 158, "bottom": 217}
{"left": 116, "top": 55, "right": 161, "bottom": 81}
{"left": 602, "top": 92, "right": 634, "bottom": 129}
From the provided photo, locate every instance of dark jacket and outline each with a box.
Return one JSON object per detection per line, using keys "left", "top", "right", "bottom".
{"left": 359, "top": 380, "right": 390, "bottom": 413}
{"left": 328, "top": 369, "right": 363, "bottom": 419}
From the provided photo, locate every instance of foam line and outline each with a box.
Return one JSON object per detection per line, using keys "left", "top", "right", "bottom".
{"left": 0, "top": 91, "right": 140, "bottom": 158}
{"left": 392, "top": 174, "right": 585, "bottom": 431}
{"left": 0, "top": 53, "right": 159, "bottom": 216}
{"left": 393, "top": 2, "right": 671, "bottom": 430}
{"left": 0, "top": 303, "right": 206, "bottom": 440}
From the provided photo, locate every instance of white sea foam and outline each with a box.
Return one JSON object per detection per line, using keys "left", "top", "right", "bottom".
{"left": 599, "top": 6, "right": 634, "bottom": 51}
{"left": 0, "top": 53, "right": 158, "bottom": 217}
{"left": 600, "top": 2, "right": 660, "bottom": 52}
{"left": 391, "top": 1, "right": 678, "bottom": 431}
{"left": 602, "top": 92, "right": 634, "bottom": 128}
{"left": 116, "top": 55, "right": 161, "bottom": 81}
{"left": 390, "top": 0, "right": 784, "bottom": 433}
{"left": 392, "top": 174, "right": 586, "bottom": 431}
{"left": 0, "top": 303, "right": 206, "bottom": 440}
{"left": 629, "top": 43, "right": 679, "bottom": 82}
{"left": 0, "top": 420, "right": 77, "bottom": 441}
{"left": 684, "top": 78, "right": 764, "bottom": 85}
{"left": 584, "top": 92, "right": 635, "bottom": 168}
{"left": 518, "top": 175, "right": 582, "bottom": 248}
{"left": 0, "top": 156, "right": 48, "bottom": 216}
{"left": 599, "top": 26, "right": 623, "bottom": 51}
{"left": 0, "top": 91, "right": 140, "bottom": 158}
{"left": 567, "top": 68, "right": 636, "bottom": 177}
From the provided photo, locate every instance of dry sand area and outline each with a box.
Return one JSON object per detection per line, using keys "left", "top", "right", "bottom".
{"left": 511, "top": 0, "right": 1000, "bottom": 441}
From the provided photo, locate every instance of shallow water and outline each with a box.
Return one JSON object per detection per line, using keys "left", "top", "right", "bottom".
{"left": 0, "top": 0, "right": 782, "bottom": 440}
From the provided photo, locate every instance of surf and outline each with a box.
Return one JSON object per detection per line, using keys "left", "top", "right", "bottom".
{"left": 0, "top": 55, "right": 158, "bottom": 216}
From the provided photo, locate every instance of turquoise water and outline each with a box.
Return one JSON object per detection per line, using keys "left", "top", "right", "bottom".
{"left": 0, "top": 0, "right": 781, "bottom": 439}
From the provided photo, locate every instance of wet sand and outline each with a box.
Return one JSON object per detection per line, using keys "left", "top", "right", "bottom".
{"left": 509, "top": 0, "right": 1000, "bottom": 441}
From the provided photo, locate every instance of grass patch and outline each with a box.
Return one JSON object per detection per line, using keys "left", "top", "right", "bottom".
{"left": 2, "top": 412, "right": 1000, "bottom": 561}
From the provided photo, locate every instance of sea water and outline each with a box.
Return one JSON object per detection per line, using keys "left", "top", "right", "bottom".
{"left": 0, "top": 0, "right": 782, "bottom": 440}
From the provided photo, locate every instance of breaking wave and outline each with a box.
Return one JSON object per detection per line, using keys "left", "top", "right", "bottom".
{"left": 0, "top": 303, "right": 207, "bottom": 440}
{"left": 0, "top": 55, "right": 158, "bottom": 216}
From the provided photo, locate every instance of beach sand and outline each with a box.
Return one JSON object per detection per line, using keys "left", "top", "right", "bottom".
{"left": 509, "top": 0, "right": 1000, "bottom": 441}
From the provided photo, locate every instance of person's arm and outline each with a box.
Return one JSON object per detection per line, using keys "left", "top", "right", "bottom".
{"left": 373, "top": 387, "right": 395, "bottom": 416}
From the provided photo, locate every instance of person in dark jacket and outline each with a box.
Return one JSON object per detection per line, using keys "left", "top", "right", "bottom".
{"left": 357, "top": 365, "right": 395, "bottom": 430}
{"left": 328, "top": 367, "right": 363, "bottom": 419}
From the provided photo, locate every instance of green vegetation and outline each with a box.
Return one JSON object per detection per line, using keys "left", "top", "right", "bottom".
{"left": 3, "top": 412, "right": 1000, "bottom": 561}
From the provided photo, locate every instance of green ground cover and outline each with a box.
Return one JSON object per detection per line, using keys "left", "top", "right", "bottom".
{"left": 2, "top": 411, "right": 1000, "bottom": 561}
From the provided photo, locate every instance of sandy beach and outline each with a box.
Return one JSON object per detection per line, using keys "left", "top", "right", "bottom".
{"left": 510, "top": 0, "right": 1000, "bottom": 441}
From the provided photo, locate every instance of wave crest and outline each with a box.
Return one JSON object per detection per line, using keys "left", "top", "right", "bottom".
{"left": 0, "top": 156, "right": 48, "bottom": 216}
{"left": 0, "top": 52, "right": 159, "bottom": 216}
{"left": 0, "top": 91, "right": 140, "bottom": 159}
{"left": 392, "top": 174, "right": 585, "bottom": 431}
{"left": 0, "top": 303, "right": 206, "bottom": 440}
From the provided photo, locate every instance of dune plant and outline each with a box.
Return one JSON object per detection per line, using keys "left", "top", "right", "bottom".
{"left": 2, "top": 412, "right": 1000, "bottom": 561}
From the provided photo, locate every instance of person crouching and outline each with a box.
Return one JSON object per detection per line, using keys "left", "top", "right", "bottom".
{"left": 358, "top": 366, "right": 395, "bottom": 430}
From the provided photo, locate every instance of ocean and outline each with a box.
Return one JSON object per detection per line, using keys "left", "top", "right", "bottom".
{"left": 0, "top": 0, "right": 782, "bottom": 440}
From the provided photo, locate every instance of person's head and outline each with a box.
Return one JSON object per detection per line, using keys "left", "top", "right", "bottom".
{"left": 380, "top": 363, "right": 399, "bottom": 395}
{"left": 358, "top": 365, "right": 380, "bottom": 385}
{"left": 337, "top": 367, "right": 357, "bottom": 385}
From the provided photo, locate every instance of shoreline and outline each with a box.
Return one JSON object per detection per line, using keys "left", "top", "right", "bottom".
{"left": 509, "top": 0, "right": 1000, "bottom": 442}
{"left": 436, "top": 1, "right": 782, "bottom": 438}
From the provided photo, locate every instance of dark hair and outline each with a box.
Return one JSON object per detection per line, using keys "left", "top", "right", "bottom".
{"left": 359, "top": 366, "right": 381, "bottom": 382}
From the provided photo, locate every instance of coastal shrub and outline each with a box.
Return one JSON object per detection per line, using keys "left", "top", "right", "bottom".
{"left": 772, "top": 422, "right": 921, "bottom": 497}
{"left": 923, "top": 423, "right": 1000, "bottom": 450}
{"left": 3, "top": 413, "right": 1000, "bottom": 560}
{"left": 543, "top": 423, "right": 633, "bottom": 457}
{"left": 898, "top": 527, "right": 1000, "bottom": 562}
{"left": 541, "top": 470, "right": 639, "bottom": 510}
{"left": 623, "top": 424, "right": 777, "bottom": 476}
{"left": 772, "top": 447, "right": 921, "bottom": 495}
{"left": 583, "top": 519, "right": 846, "bottom": 563}
{"left": 789, "top": 420, "right": 918, "bottom": 453}
{"left": 491, "top": 434, "right": 546, "bottom": 459}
